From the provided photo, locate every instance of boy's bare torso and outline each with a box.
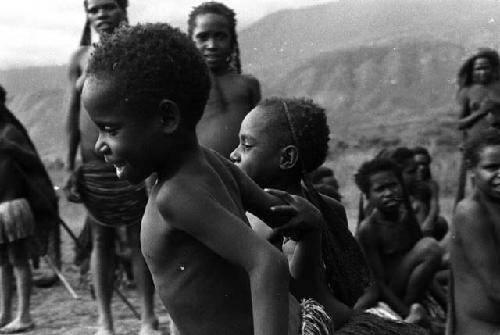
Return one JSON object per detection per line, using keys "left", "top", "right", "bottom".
{"left": 141, "top": 148, "right": 255, "bottom": 335}
{"left": 197, "top": 73, "right": 259, "bottom": 157}
{"left": 452, "top": 196, "right": 500, "bottom": 335}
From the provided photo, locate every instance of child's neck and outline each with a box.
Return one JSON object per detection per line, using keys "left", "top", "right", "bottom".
{"left": 156, "top": 133, "right": 200, "bottom": 182}
{"left": 378, "top": 206, "right": 401, "bottom": 222}
{"left": 210, "top": 65, "right": 231, "bottom": 76}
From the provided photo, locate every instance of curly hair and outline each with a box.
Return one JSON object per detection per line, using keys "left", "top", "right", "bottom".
{"left": 86, "top": 23, "right": 211, "bottom": 129}
{"left": 258, "top": 97, "right": 330, "bottom": 173}
{"left": 187, "top": 1, "right": 241, "bottom": 74}
{"left": 458, "top": 48, "right": 500, "bottom": 89}
{"left": 354, "top": 158, "right": 402, "bottom": 195}
{"left": 80, "top": 0, "right": 129, "bottom": 46}
{"left": 464, "top": 128, "right": 500, "bottom": 168}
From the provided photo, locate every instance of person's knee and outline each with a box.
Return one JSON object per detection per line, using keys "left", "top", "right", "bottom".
{"left": 90, "top": 220, "right": 113, "bottom": 251}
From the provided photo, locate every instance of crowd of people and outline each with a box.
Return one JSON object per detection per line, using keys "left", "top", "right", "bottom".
{"left": 1, "top": 1, "right": 500, "bottom": 335}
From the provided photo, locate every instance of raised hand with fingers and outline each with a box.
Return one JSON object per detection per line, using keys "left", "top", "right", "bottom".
{"left": 265, "top": 188, "right": 324, "bottom": 241}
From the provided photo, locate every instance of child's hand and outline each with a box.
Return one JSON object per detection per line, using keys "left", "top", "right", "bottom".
{"left": 265, "top": 188, "right": 323, "bottom": 241}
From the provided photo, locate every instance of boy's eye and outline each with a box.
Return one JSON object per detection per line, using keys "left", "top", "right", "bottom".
{"left": 103, "top": 126, "right": 118, "bottom": 136}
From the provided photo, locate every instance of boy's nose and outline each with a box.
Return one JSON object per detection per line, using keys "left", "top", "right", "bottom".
{"left": 229, "top": 149, "right": 240, "bottom": 163}
{"left": 95, "top": 136, "right": 110, "bottom": 156}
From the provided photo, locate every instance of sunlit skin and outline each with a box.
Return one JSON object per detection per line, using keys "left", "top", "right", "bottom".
{"left": 65, "top": 5, "right": 159, "bottom": 334}
{"left": 356, "top": 170, "right": 442, "bottom": 322}
{"left": 192, "top": 13, "right": 261, "bottom": 158}
{"left": 451, "top": 144, "right": 500, "bottom": 335}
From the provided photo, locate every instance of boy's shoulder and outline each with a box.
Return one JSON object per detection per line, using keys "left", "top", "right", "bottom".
{"left": 455, "top": 196, "right": 481, "bottom": 221}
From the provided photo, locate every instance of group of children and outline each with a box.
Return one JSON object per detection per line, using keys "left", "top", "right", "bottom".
{"left": 1, "top": 1, "right": 500, "bottom": 335}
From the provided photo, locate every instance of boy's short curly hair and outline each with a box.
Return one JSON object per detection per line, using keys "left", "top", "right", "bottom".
{"left": 355, "top": 158, "right": 402, "bottom": 195}
{"left": 258, "top": 97, "right": 330, "bottom": 173}
{"left": 86, "top": 23, "right": 211, "bottom": 129}
{"left": 464, "top": 128, "right": 500, "bottom": 168}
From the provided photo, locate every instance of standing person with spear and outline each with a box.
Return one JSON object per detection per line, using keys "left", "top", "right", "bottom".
{"left": 64, "top": 1, "right": 159, "bottom": 334}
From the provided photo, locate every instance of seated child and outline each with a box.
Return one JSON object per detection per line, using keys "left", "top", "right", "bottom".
{"left": 0, "top": 85, "right": 60, "bottom": 333}
{"left": 82, "top": 22, "right": 337, "bottom": 335}
{"left": 412, "top": 147, "right": 448, "bottom": 241}
{"left": 188, "top": 2, "right": 261, "bottom": 158}
{"left": 231, "top": 97, "right": 426, "bottom": 335}
{"left": 354, "top": 158, "right": 442, "bottom": 323}
{"left": 450, "top": 128, "right": 500, "bottom": 335}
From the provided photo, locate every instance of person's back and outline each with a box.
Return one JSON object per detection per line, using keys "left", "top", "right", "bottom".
{"left": 142, "top": 148, "right": 255, "bottom": 335}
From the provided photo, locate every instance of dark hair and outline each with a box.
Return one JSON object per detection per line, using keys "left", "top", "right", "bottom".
{"left": 188, "top": 1, "right": 241, "bottom": 74}
{"left": 378, "top": 147, "right": 414, "bottom": 167}
{"left": 80, "top": 0, "right": 129, "bottom": 46}
{"left": 355, "top": 158, "right": 402, "bottom": 195}
{"left": 458, "top": 48, "right": 500, "bottom": 89}
{"left": 464, "top": 128, "right": 500, "bottom": 167}
{"left": 258, "top": 97, "right": 330, "bottom": 173}
{"left": 413, "top": 146, "right": 431, "bottom": 163}
{"left": 86, "top": 23, "right": 211, "bottom": 129}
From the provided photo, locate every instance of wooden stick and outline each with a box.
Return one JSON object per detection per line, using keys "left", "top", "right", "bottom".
{"left": 42, "top": 255, "right": 79, "bottom": 299}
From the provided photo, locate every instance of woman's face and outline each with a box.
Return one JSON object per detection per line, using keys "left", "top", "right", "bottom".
{"left": 86, "top": 0, "right": 125, "bottom": 35}
{"left": 472, "top": 57, "right": 494, "bottom": 85}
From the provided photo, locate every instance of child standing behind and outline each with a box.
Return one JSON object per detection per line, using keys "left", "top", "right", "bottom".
{"left": 188, "top": 2, "right": 261, "bottom": 158}
{"left": 451, "top": 128, "right": 500, "bottom": 335}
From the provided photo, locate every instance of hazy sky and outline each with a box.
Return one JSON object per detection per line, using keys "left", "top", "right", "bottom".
{"left": 0, "top": 0, "right": 329, "bottom": 69}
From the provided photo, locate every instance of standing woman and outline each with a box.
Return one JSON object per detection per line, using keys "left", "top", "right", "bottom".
{"left": 64, "top": 1, "right": 159, "bottom": 335}
{"left": 455, "top": 48, "right": 500, "bottom": 204}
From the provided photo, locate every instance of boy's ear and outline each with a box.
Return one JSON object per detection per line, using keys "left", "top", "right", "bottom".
{"left": 279, "top": 145, "right": 299, "bottom": 170}
{"left": 157, "top": 99, "right": 180, "bottom": 134}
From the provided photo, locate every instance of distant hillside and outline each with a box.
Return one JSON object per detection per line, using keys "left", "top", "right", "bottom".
{"left": 240, "top": 0, "right": 500, "bottom": 81}
{"left": 265, "top": 40, "right": 464, "bottom": 145}
{"left": 1, "top": 66, "right": 68, "bottom": 161}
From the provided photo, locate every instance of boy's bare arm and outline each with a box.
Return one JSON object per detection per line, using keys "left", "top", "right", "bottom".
{"left": 454, "top": 201, "right": 500, "bottom": 302}
{"left": 358, "top": 217, "right": 410, "bottom": 317}
{"left": 156, "top": 182, "right": 290, "bottom": 335}
{"left": 225, "top": 160, "right": 289, "bottom": 226}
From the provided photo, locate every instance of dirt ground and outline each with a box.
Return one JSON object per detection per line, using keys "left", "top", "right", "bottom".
{"left": 22, "top": 196, "right": 172, "bottom": 335}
